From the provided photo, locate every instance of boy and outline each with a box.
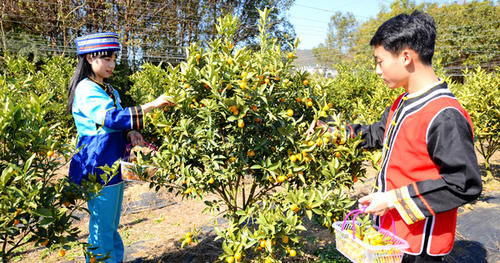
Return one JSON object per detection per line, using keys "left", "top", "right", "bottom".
{"left": 310, "top": 10, "right": 482, "bottom": 262}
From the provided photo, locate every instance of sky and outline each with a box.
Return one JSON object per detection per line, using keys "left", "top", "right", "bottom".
{"left": 288, "top": 0, "right": 457, "bottom": 50}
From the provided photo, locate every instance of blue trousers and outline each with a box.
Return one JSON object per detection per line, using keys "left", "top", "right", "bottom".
{"left": 87, "top": 182, "right": 124, "bottom": 263}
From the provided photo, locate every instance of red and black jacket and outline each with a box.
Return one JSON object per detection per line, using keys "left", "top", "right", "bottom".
{"left": 347, "top": 82, "right": 482, "bottom": 255}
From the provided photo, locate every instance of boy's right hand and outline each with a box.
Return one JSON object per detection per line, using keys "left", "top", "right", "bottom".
{"left": 305, "top": 119, "right": 329, "bottom": 135}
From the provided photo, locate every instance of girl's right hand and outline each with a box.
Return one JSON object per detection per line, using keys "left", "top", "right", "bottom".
{"left": 152, "top": 94, "right": 175, "bottom": 107}
{"left": 141, "top": 94, "right": 175, "bottom": 113}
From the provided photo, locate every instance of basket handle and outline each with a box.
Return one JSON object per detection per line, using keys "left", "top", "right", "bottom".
{"left": 123, "top": 142, "right": 157, "bottom": 159}
{"left": 341, "top": 207, "right": 397, "bottom": 240}
{"left": 341, "top": 206, "right": 367, "bottom": 239}
{"left": 380, "top": 211, "right": 396, "bottom": 235}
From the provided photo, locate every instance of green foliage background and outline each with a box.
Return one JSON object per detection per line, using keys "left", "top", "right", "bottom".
{"left": 313, "top": 0, "right": 499, "bottom": 76}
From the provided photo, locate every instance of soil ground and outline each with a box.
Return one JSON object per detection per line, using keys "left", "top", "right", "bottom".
{"left": 10, "top": 150, "right": 500, "bottom": 263}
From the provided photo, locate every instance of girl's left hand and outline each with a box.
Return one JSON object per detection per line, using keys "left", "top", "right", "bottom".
{"left": 128, "top": 130, "right": 144, "bottom": 146}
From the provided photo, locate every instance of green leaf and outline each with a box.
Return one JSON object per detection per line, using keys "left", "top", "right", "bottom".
{"left": 306, "top": 210, "right": 313, "bottom": 220}
{"left": 238, "top": 216, "right": 248, "bottom": 225}
{"left": 227, "top": 115, "right": 238, "bottom": 122}
{"left": 23, "top": 154, "right": 36, "bottom": 173}
{"left": 268, "top": 161, "right": 280, "bottom": 171}
{"left": 235, "top": 210, "right": 246, "bottom": 216}
{"left": 298, "top": 172, "right": 306, "bottom": 184}
{"left": 33, "top": 208, "right": 52, "bottom": 217}
{"left": 296, "top": 225, "right": 307, "bottom": 231}
{"left": 222, "top": 241, "right": 233, "bottom": 254}
{"left": 312, "top": 208, "right": 323, "bottom": 215}
{"left": 1, "top": 166, "right": 14, "bottom": 186}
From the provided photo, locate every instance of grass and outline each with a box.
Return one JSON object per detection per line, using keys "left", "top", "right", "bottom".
{"left": 314, "top": 243, "right": 351, "bottom": 263}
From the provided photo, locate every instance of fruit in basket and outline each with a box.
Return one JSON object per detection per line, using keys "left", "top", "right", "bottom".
{"left": 348, "top": 225, "right": 393, "bottom": 246}
{"left": 130, "top": 145, "right": 155, "bottom": 161}
{"left": 145, "top": 167, "right": 157, "bottom": 177}
{"left": 123, "top": 144, "right": 159, "bottom": 181}
{"left": 337, "top": 220, "right": 404, "bottom": 263}
{"left": 351, "top": 225, "right": 363, "bottom": 239}
{"left": 122, "top": 169, "right": 135, "bottom": 180}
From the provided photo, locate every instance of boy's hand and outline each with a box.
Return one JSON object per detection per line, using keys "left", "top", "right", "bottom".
{"left": 305, "top": 120, "right": 330, "bottom": 135}
{"left": 359, "top": 192, "right": 392, "bottom": 216}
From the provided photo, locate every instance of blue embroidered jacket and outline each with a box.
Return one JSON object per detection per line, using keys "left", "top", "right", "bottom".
{"left": 69, "top": 78, "right": 144, "bottom": 185}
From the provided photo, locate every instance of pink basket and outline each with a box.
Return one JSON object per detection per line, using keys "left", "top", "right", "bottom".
{"left": 332, "top": 208, "right": 409, "bottom": 263}
{"left": 121, "top": 142, "right": 158, "bottom": 181}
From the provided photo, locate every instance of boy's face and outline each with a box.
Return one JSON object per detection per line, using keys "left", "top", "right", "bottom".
{"left": 373, "top": 45, "right": 408, "bottom": 90}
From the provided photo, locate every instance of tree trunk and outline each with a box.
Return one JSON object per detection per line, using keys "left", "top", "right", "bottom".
{"left": 0, "top": 2, "right": 7, "bottom": 55}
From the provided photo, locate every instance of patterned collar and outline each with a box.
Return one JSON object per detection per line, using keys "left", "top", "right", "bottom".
{"left": 407, "top": 78, "right": 444, "bottom": 98}
{"left": 88, "top": 76, "right": 117, "bottom": 107}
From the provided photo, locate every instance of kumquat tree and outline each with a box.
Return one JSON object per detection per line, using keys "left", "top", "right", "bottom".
{"left": 452, "top": 67, "right": 500, "bottom": 180}
{"left": 0, "top": 56, "right": 109, "bottom": 263}
{"left": 129, "top": 9, "right": 367, "bottom": 262}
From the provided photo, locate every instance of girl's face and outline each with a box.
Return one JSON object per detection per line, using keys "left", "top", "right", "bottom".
{"left": 86, "top": 52, "right": 117, "bottom": 83}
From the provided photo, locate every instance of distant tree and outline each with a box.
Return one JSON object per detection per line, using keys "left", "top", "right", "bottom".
{"left": 0, "top": 0, "right": 296, "bottom": 68}
{"left": 231, "top": 0, "right": 296, "bottom": 50}
{"left": 312, "top": 11, "right": 358, "bottom": 66}
{"left": 352, "top": 0, "right": 417, "bottom": 62}
{"left": 425, "top": 0, "right": 500, "bottom": 75}
{"left": 352, "top": 0, "right": 499, "bottom": 75}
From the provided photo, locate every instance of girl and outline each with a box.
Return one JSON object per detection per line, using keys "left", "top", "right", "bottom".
{"left": 67, "top": 32, "right": 173, "bottom": 262}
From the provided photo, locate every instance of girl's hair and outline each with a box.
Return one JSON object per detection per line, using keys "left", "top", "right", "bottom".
{"left": 67, "top": 50, "right": 115, "bottom": 112}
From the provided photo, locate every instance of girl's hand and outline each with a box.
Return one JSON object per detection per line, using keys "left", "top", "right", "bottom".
{"left": 127, "top": 130, "right": 144, "bottom": 146}
{"left": 141, "top": 94, "right": 175, "bottom": 113}
{"left": 359, "top": 192, "right": 391, "bottom": 217}
{"left": 153, "top": 94, "right": 175, "bottom": 107}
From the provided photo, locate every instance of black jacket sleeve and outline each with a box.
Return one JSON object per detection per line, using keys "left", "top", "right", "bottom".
{"left": 407, "top": 108, "right": 482, "bottom": 216}
{"left": 346, "top": 106, "right": 391, "bottom": 149}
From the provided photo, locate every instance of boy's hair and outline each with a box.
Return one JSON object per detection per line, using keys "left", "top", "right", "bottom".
{"left": 370, "top": 10, "right": 436, "bottom": 65}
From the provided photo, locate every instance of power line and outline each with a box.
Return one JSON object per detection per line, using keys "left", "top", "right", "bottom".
{"left": 8, "top": 0, "right": 499, "bottom": 25}
{"left": 292, "top": 1, "right": 500, "bottom": 22}
{"left": 6, "top": 27, "right": 498, "bottom": 56}
{"left": 7, "top": 0, "right": 277, "bottom": 21}
{"left": 3, "top": 0, "right": 498, "bottom": 66}
{"left": 4, "top": 2, "right": 498, "bottom": 35}
{"left": 293, "top": 3, "right": 373, "bottom": 19}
